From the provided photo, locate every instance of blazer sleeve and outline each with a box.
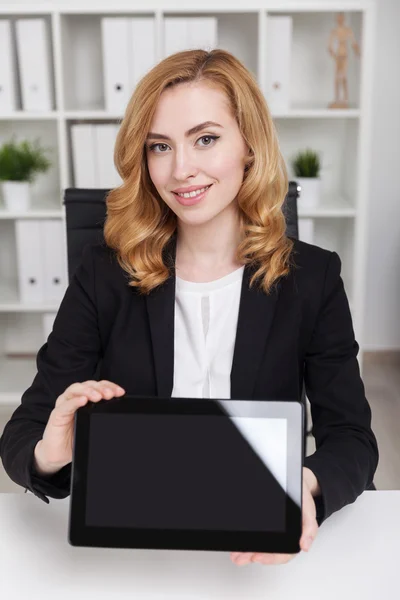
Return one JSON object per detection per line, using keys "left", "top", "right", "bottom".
{"left": 303, "top": 250, "right": 379, "bottom": 527}
{"left": 0, "top": 244, "right": 102, "bottom": 503}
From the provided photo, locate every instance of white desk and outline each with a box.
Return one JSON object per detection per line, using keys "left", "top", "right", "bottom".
{"left": 0, "top": 491, "right": 398, "bottom": 599}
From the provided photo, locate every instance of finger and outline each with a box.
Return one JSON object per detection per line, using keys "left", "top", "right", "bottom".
{"left": 300, "top": 535, "right": 315, "bottom": 553}
{"left": 53, "top": 389, "right": 98, "bottom": 414}
{"left": 86, "top": 382, "right": 123, "bottom": 399}
{"left": 231, "top": 552, "right": 255, "bottom": 566}
{"left": 53, "top": 383, "right": 126, "bottom": 421}
{"left": 231, "top": 552, "right": 254, "bottom": 560}
{"left": 62, "top": 385, "right": 103, "bottom": 403}
{"left": 96, "top": 380, "right": 126, "bottom": 395}
{"left": 81, "top": 380, "right": 122, "bottom": 389}
{"left": 300, "top": 515, "right": 318, "bottom": 551}
{"left": 56, "top": 382, "right": 95, "bottom": 404}
{"left": 251, "top": 553, "right": 295, "bottom": 566}
{"left": 81, "top": 381, "right": 125, "bottom": 398}
{"left": 299, "top": 488, "right": 318, "bottom": 552}
{"left": 56, "top": 381, "right": 89, "bottom": 404}
{"left": 52, "top": 393, "right": 90, "bottom": 417}
{"left": 62, "top": 382, "right": 124, "bottom": 403}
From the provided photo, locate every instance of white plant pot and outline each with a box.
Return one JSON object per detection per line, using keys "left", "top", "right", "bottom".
{"left": 296, "top": 177, "right": 321, "bottom": 210}
{"left": 1, "top": 180, "right": 31, "bottom": 212}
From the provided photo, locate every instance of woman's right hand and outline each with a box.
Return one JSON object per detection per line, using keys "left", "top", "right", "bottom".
{"left": 33, "top": 380, "right": 125, "bottom": 477}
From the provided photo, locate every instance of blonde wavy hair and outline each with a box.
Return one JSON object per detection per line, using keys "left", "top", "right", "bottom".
{"left": 103, "top": 48, "right": 295, "bottom": 295}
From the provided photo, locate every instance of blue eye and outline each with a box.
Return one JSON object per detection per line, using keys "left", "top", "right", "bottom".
{"left": 148, "top": 135, "right": 220, "bottom": 154}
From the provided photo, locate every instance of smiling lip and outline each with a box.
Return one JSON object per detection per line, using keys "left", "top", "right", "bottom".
{"left": 172, "top": 184, "right": 212, "bottom": 193}
{"left": 173, "top": 185, "right": 212, "bottom": 206}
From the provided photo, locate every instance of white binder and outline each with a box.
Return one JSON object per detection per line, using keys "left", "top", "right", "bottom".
{"left": 186, "top": 18, "right": 218, "bottom": 51}
{"left": 129, "top": 17, "right": 157, "bottom": 90}
{"left": 42, "top": 220, "right": 67, "bottom": 304}
{"left": 164, "top": 18, "right": 189, "bottom": 56}
{"left": 15, "top": 220, "right": 45, "bottom": 304}
{"left": 71, "top": 124, "right": 98, "bottom": 188}
{"left": 101, "top": 18, "right": 131, "bottom": 112}
{"left": 95, "top": 124, "right": 123, "bottom": 188}
{"left": 164, "top": 17, "right": 218, "bottom": 57}
{"left": 265, "top": 16, "right": 293, "bottom": 112}
{"left": 15, "top": 18, "right": 53, "bottom": 111}
{"left": 298, "top": 218, "right": 315, "bottom": 245}
{"left": 0, "top": 20, "right": 18, "bottom": 111}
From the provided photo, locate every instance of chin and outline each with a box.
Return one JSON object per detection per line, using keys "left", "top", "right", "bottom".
{"left": 177, "top": 208, "right": 221, "bottom": 226}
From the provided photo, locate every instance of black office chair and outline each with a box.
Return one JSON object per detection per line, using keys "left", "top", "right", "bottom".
{"left": 62, "top": 184, "right": 376, "bottom": 491}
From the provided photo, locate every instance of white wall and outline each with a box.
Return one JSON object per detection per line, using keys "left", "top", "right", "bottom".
{"left": 1, "top": 0, "right": 399, "bottom": 349}
{"left": 363, "top": 0, "right": 400, "bottom": 350}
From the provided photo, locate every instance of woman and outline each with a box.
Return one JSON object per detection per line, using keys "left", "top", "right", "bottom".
{"left": 0, "top": 49, "right": 378, "bottom": 567}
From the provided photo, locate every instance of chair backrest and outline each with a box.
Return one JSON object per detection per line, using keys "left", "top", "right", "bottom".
{"left": 63, "top": 182, "right": 300, "bottom": 283}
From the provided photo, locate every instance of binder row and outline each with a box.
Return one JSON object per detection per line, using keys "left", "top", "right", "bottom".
{"left": 0, "top": 15, "right": 218, "bottom": 114}
{"left": 71, "top": 124, "right": 122, "bottom": 188}
{"left": 163, "top": 17, "right": 217, "bottom": 62}
{"left": 0, "top": 18, "right": 54, "bottom": 112}
{"left": 102, "top": 16, "right": 218, "bottom": 112}
{"left": 265, "top": 16, "right": 293, "bottom": 112}
{"left": 0, "top": 15, "right": 292, "bottom": 113}
{"left": 15, "top": 220, "right": 67, "bottom": 305}
{"left": 101, "top": 17, "right": 157, "bottom": 113}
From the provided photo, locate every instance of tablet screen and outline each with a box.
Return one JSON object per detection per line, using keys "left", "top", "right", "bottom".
{"left": 85, "top": 413, "right": 288, "bottom": 533}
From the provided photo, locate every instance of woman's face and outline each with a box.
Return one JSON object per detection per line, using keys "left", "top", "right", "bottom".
{"left": 145, "top": 82, "right": 249, "bottom": 227}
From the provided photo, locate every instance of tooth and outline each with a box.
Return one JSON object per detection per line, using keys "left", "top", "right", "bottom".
{"left": 178, "top": 186, "right": 208, "bottom": 198}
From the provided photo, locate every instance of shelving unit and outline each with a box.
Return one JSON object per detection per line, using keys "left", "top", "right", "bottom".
{"left": 0, "top": 1, "right": 376, "bottom": 406}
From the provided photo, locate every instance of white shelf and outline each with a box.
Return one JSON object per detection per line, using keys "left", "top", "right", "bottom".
{"left": 0, "top": 209, "right": 63, "bottom": 220}
{"left": 64, "top": 110, "right": 123, "bottom": 120}
{"left": 0, "top": 282, "right": 61, "bottom": 312}
{"left": 0, "top": 200, "right": 63, "bottom": 220}
{"left": 273, "top": 108, "right": 361, "bottom": 118}
{"left": 0, "top": 108, "right": 360, "bottom": 121}
{"left": 0, "top": 190, "right": 63, "bottom": 219}
{"left": 0, "top": 111, "right": 59, "bottom": 121}
{"left": 298, "top": 195, "right": 356, "bottom": 218}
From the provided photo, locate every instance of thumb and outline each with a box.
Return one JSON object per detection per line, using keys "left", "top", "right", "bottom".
{"left": 300, "top": 483, "right": 318, "bottom": 552}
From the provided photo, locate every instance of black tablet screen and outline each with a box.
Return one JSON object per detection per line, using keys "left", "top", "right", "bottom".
{"left": 85, "top": 413, "right": 287, "bottom": 532}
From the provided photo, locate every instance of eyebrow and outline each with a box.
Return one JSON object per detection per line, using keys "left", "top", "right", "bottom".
{"left": 146, "top": 121, "right": 223, "bottom": 141}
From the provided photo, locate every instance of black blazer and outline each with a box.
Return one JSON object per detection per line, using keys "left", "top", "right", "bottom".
{"left": 0, "top": 234, "right": 379, "bottom": 528}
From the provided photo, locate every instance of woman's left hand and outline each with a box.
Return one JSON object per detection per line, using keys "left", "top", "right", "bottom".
{"left": 230, "top": 467, "right": 319, "bottom": 566}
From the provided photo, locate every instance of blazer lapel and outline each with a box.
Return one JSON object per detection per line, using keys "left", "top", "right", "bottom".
{"left": 145, "top": 233, "right": 280, "bottom": 399}
{"left": 230, "top": 265, "right": 280, "bottom": 399}
{"left": 145, "top": 234, "right": 177, "bottom": 399}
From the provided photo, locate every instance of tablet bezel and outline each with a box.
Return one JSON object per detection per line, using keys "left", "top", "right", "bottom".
{"left": 68, "top": 396, "right": 304, "bottom": 553}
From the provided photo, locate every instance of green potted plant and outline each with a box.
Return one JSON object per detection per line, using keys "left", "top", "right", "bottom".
{"left": 291, "top": 148, "right": 322, "bottom": 209}
{"left": 0, "top": 136, "right": 52, "bottom": 212}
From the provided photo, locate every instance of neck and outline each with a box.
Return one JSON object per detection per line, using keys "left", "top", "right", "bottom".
{"left": 175, "top": 202, "right": 243, "bottom": 270}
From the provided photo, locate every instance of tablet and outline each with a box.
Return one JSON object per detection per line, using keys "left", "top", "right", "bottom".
{"left": 68, "top": 395, "right": 304, "bottom": 553}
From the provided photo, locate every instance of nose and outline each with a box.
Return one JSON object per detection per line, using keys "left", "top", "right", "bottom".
{"left": 171, "top": 145, "right": 198, "bottom": 181}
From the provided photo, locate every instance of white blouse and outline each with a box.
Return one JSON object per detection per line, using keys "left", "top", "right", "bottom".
{"left": 171, "top": 265, "right": 245, "bottom": 400}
